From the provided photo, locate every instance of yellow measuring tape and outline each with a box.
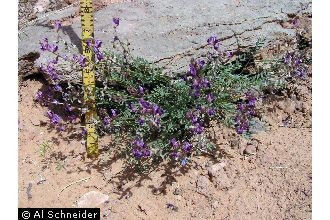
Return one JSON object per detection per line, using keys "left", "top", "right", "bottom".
{"left": 80, "top": 0, "right": 98, "bottom": 158}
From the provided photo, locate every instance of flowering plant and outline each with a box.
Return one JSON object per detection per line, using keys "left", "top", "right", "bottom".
{"left": 35, "top": 20, "right": 286, "bottom": 167}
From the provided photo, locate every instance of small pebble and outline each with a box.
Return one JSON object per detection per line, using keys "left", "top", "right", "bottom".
{"left": 166, "top": 203, "right": 178, "bottom": 212}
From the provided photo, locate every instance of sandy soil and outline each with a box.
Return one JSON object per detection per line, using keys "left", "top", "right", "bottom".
{"left": 18, "top": 73, "right": 312, "bottom": 219}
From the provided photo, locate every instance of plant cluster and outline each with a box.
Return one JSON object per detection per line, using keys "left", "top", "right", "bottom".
{"left": 35, "top": 19, "right": 293, "bottom": 166}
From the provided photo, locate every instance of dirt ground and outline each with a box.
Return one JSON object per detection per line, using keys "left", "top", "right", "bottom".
{"left": 18, "top": 1, "right": 312, "bottom": 219}
{"left": 18, "top": 73, "right": 312, "bottom": 220}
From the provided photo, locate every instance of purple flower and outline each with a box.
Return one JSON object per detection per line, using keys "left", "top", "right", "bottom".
{"left": 138, "top": 86, "right": 145, "bottom": 95}
{"left": 129, "top": 103, "right": 137, "bottom": 112}
{"left": 82, "top": 127, "right": 87, "bottom": 137}
{"left": 236, "top": 121, "right": 249, "bottom": 134}
{"left": 236, "top": 126, "right": 244, "bottom": 134}
{"left": 54, "top": 20, "right": 61, "bottom": 31}
{"left": 183, "top": 142, "right": 193, "bottom": 152}
{"left": 192, "top": 78, "right": 201, "bottom": 90}
{"left": 248, "top": 99, "right": 256, "bottom": 107}
{"left": 245, "top": 92, "right": 257, "bottom": 107}
{"left": 170, "top": 138, "right": 180, "bottom": 148}
{"left": 36, "top": 91, "right": 43, "bottom": 101}
{"left": 111, "top": 109, "right": 117, "bottom": 117}
{"left": 133, "top": 148, "right": 143, "bottom": 158}
{"left": 207, "top": 35, "right": 220, "bottom": 50}
{"left": 51, "top": 99, "right": 60, "bottom": 105}
{"left": 103, "top": 116, "right": 111, "bottom": 125}
{"left": 152, "top": 104, "right": 161, "bottom": 115}
{"left": 48, "top": 44, "right": 58, "bottom": 53}
{"left": 139, "top": 98, "right": 151, "bottom": 109}
{"left": 292, "top": 18, "right": 300, "bottom": 27}
{"left": 65, "top": 104, "right": 74, "bottom": 112}
{"left": 181, "top": 158, "right": 188, "bottom": 166}
{"left": 113, "top": 17, "right": 120, "bottom": 27}
{"left": 207, "top": 108, "right": 216, "bottom": 116}
{"left": 296, "top": 67, "right": 306, "bottom": 78}
{"left": 59, "top": 125, "right": 66, "bottom": 132}
{"left": 237, "top": 103, "right": 245, "bottom": 111}
{"left": 51, "top": 56, "right": 59, "bottom": 64}
{"left": 86, "top": 39, "right": 92, "bottom": 47}
{"left": 189, "top": 64, "right": 197, "bottom": 76}
{"left": 73, "top": 54, "right": 78, "bottom": 61}
{"left": 144, "top": 149, "right": 151, "bottom": 157}
{"left": 39, "top": 38, "right": 49, "bottom": 51}
{"left": 197, "top": 59, "right": 205, "bottom": 69}
{"left": 191, "top": 115, "right": 199, "bottom": 124}
{"left": 193, "top": 89, "right": 201, "bottom": 98}
{"left": 79, "top": 55, "right": 87, "bottom": 67}
{"left": 186, "top": 110, "right": 193, "bottom": 119}
{"left": 134, "top": 138, "right": 146, "bottom": 148}
{"left": 46, "top": 65, "right": 59, "bottom": 81}
{"left": 202, "top": 79, "right": 211, "bottom": 88}
{"left": 96, "top": 52, "right": 104, "bottom": 61}
{"left": 197, "top": 105, "right": 206, "bottom": 113}
{"left": 235, "top": 115, "right": 249, "bottom": 134}
{"left": 53, "top": 84, "right": 62, "bottom": 92}
{"left": 68, "top": 115, "right": 77, "bottom": 123}
{"left": 171, "top": 152, "right": 179, "bottom": 160}
{"left": 226, "top": 51, "right": 233, "bottom": 59}
{"left": 294, "top": 58, "right": 302, "bottom": 67}
{"left": 248, "top": 108, "right": 256, "bottom": 116}
{"left": 284, "top": 53, "right": 292, "bottom": 65}
{"left": 193, "top": 124, "right": 204, "bottom": 134}
{"left": 153, "top": 118, "right": 161, "bottom": 127}
{"left": 47, "top": 111, "right": 62, "bottom": 125}
{"left": 206, "top": 93, "right": 214, "bottom": 103}
{"left": 207, "top": 36, "right": 218, "bottom": 45}
{"left": 138, "top": 116, "right": 145, "bottom": 125}
{"left": 95, "top": 39, "right": 102, "bottom": 48}
{"left": 181, "top": 75, "right": 188, "bottom": 81}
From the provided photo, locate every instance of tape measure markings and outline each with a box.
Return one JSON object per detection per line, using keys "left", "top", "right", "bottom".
{"left": 80, "top": 0, "right": 99, "bottom": 157}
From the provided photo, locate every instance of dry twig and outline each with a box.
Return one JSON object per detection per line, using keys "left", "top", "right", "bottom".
{"left": 57, "top": 177, "right": 91, "bottom": 198}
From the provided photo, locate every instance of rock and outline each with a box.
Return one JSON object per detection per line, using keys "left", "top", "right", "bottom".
{"left": 18, "top": 52, "right": 40, "bottom": 79}
{"left": 276, "top": 101, "right": 285, "bottom": 110}
{"left": 137, "top": 201, "right": 159, "bottom": 215}
{"left": 229, "top": 138, "right": 240, "bottom": 149}
{"left": 239, "top": 138, "right": 249, "bottom": 155}
{"left": 27, "top": 182, "right": 33, "bottom": 199}
{"left": 211, "top": 200, "right": 220, "bottom": 209}
{"left": 36, "top": 175, "right": 46, "bottom": 185}
{"left": 215, "top": 172, "right": 231, "bottom": 190}
{"left": 34, "top": 0, "right": 50, "bottom": 13}
{"left": 19, "top": 0, "right": 311, "bottom": 81}
{"left": 206, "top": 162, "right": 227, "bottom": 179}
{"left": 166, "top": 203, "right": 178, "bottom": 212}
{"left": 283, "top": 100, "right": 296, "bottom": 114}
{"left": 30, "top": 118, "right": 43, "bottom": 126}
{"left": 196, "top": 175, "right": 210, "bottom": 196}
{"left": 77, "top": 191, "right": 109, "bottom": 208}
{"left": 244, "top": 144, "right": 257, "bottom": 155}
{"left": 298, "top": 85, "right": 309, "bottom": 97}
{"left": 294, "top": 101, "right": 303, "bottom": 111}
{"left": 173, "top": 187, "right": 182, "bottom": 195}
{"left": 301, "top": 102, "right": 310, "bottom": 113}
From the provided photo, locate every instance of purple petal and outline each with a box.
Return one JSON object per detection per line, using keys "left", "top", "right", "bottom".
{"left": 95, "top": 39, "right": 102, "bottom": 48}
{"left": 189, "top": 64, "right": 197, "bottom": 76}
{"left": 54, "top": 20, "right": 61, "bottom": 31}
{"left": 113, "top": 17, "right": 120, "bottom": 27}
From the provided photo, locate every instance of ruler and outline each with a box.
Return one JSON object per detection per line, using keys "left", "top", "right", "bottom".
{"left": 80, "top": 0, "right": 99, "bottom": 157}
